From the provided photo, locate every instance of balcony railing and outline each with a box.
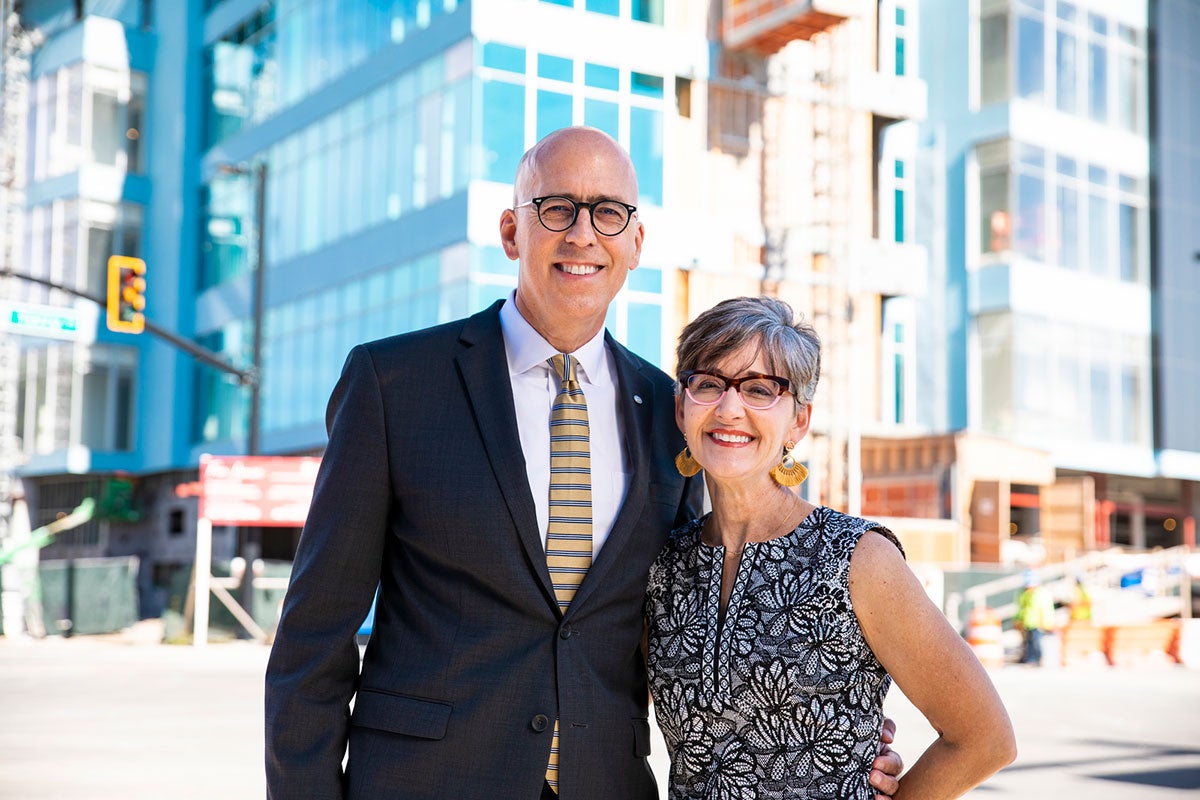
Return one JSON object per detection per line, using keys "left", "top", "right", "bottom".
{"left": 723, "top": 0, "right": 863, "bottom": 55}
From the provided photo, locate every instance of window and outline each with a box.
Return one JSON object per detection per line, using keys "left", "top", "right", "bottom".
{"left": 253, "top": 47, "right": 473, "bottom": 266}
{"left": 1089, "top": 364, "right": 1110, "bottom": 441}
{"left": 1114, "top": 25, "right": 1143, "bottom": 133}
{"left": 1014, "top": 156, "right": 1045, "bottom": 261}
{"left": 981, "top": 314, "right": 1149, "bottom": 448}
{"left": 586, "top": 0, "right": 619, "bottom": 15}
{"left": 1120, "top": 366, "right": 1140, "bottom": 443}
{"left": 630, "top": 107, "right": 664, "bottom": 205}
{"left": 1054, "top": 157, "right": 1079, "bottom": 269}
{"left": 979, "top": 11, "right": 1009, "bottom": 105}
{"left": 585, "top": 63, "right": 620, "bottom": 90}
{"left": 28, "top": 64, "right": 146, "bottom": 178}
{"left": 84, "top": 201, "right": 143, "bottom": 298}
{"left": 482, "top": 44, "right": 527, "bottom": 183}
{"left": 17, "top": 344, "right": 81, "bottom": 455}
{"left": 484, "top": 42, "right": 525, "bottom": 74}
{"left": 1118, "top": 201, "right": 1138, "bottom": 282}
{"left": 626, "top": 302, "right": 662, "bottom": 366}
{"left": 91, "top": 90, "right": 121, "bottom": 165}
{"left": 881, "top": 297, "right": 915, "bottom": 425}
{"left": 980, "top": 170, "right": 1010, "bottom": 255}
{"left": 1016, "top": 8, "right": 1045, "bottom": 100}
{"left": 584, "top": 98, "right": 619, "bottom": 139}
{"left": 975, "top": 140, "right": 1145, "bottom": 283}
{"left": 537, "top": 89, "right": 573, "bottom": 141}
{"left": 1087, "top": 14, "right": 1107, "bottom": 123}
{"left": 538, "top": 54, "right": 573, "bottom": 82}
{"left": 1087, "top": 166, "right": 1108, "bottom": 277}
{"left": 978, "top": 312, "right": 1015, "bottom": 438}
{"left": 633, "top": 0, "right": 664, "bottom": 24}
{"left": 538, "top": 0, "right": 664, "bottom": 22}
{"left": 204, "top": 0, "right": 459, "bottom": 144}
{"left": 193, "top": 327, "right": 249, "bottom": 444}
{"left": 1054, "top": 5, "right": 1078, "bottom": 113}
{"left": 894, "top": 6, "right": 908, "bottom": 77}
{"left": 200, "top": 173, "right": 253, "bottom": 289}
{"left": 892, "top": 159, "right": 909, "bottom": 244}
{"left": 81, "top": 346, "right": 137, "bottom": 452}
{"left": 979, "top": 4, "right": 1145, "bottom": 128}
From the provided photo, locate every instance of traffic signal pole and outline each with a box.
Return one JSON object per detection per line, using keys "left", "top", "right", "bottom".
{"left": 0, "top": 268, "right": 258, "bottom": 388}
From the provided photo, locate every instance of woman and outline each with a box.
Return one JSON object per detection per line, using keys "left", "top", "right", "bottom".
{"left": 645, "top": 296, "right": 1015, "bottom": 799}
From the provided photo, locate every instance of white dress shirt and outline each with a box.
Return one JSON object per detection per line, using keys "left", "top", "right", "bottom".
{"left": 499, "top": 292, "right": 631, "bottom": 556}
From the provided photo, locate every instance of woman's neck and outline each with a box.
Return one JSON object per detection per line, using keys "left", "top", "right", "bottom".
{"left": 703, "top": 480, "right": 813, "bottom": 550}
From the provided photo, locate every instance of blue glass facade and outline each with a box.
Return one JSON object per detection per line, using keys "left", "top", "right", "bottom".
{"left": 193, "top": 1, "right": 672, "bottom": 454}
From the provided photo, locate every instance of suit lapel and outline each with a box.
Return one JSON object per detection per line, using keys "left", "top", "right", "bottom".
{"left": 567, "top": 334, "right": 655, "bottom": 614}
{"left": 455, "top": 303, "right": 551, "bottom": 599}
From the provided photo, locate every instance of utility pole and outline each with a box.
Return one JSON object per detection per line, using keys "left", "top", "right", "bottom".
{"left": 249, "top": 162, "right": 265, "bottom": 458}
{"left": 215, "top": 161, "right": 268, "bottom": 634}
{"left": 214, "top": 161, "right": 267, "bottom": 457}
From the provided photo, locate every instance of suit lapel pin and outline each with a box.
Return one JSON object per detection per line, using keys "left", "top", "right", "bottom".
{"left": 633, "top": 394, "right": 643, "bottom": 404}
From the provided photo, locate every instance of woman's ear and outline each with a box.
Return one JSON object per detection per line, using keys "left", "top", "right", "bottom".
{"left": 791, "top": 402, "right": 812, "bottom": 442}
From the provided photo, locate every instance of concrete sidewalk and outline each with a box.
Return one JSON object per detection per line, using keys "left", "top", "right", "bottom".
{"left": 0, "top": 625, "right": 1197, "bottom": 799}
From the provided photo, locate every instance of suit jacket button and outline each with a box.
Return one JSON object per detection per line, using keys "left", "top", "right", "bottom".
{"left": 559, "top": 625, "right": 573, "bottom": 640}
{"left": 531, "top": 714, "right": 549, "bottom": 732}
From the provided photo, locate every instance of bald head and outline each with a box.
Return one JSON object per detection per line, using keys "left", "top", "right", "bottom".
{"left": 513, "top": 127, "right": 639, "bottom": 206}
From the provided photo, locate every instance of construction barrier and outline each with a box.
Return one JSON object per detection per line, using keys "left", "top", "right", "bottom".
{"left": 1060, "top": 621, "right": 1107, "bottom": 667}
{"left": 965, "top": 606, "right": 1004, "bottom": 667}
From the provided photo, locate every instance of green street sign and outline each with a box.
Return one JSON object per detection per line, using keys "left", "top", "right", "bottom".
{"left": 0, "top": 302, "right": 81, "bottom": 341}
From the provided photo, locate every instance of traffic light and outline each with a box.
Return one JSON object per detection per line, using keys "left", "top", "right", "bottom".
{"left": 106, "top": 255, "right": 146, "bottom": 334}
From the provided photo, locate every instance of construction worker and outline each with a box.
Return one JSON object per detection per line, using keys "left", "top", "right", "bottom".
{"left": 1069, "top": 577, "right": 1093, "bottom": 623}
{"left": 1015, "top": 571, "right": 1056, "bottom": 666}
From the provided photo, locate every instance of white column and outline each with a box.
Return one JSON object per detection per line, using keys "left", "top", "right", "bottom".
{"left": 193, "top": 517, "right": 212, "bottom": 648}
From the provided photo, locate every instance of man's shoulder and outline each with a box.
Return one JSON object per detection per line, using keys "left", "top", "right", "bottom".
{"left": 356, "top": 303, "right": 502, "bottom": 359}
{"left": 604, "top": 333, "right": 674, "bottom": 387}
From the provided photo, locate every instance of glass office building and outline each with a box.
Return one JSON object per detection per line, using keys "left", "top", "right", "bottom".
{"left": 7, "top": 0, "right": 708, "bottom": 587}
{"left": 196, "top": 0, "right": 677, "bottom": 457}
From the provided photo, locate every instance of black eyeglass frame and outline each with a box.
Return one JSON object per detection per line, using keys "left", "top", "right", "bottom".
{"left": 678, "top": 370, "right": 793, "bottom": 409}
{"left": 514, "top": 195, "right": 638, "bottom": 236}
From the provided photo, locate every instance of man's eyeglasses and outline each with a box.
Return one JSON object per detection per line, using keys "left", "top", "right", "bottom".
{"left": 514, "top": 195, "right": 638, "bottom": 237}
{"left": 679, "top": 370, "right": 793, "bottom": 410}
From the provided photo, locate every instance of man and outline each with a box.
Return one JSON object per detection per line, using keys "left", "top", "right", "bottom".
{"left": 265, "top": 127, "right": 901, "bottom": 799}
{"left": 1015, "top": 571, "right": 1056, "bottom": 666}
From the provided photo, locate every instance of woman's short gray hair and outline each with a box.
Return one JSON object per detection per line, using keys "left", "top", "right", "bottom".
{"left": 675, "top": 296, "right": 821, "bottom": 406}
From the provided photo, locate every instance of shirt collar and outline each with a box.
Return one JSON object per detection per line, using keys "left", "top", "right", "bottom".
{"left": 499, "top": 291, "right": 608, "bottom": 386}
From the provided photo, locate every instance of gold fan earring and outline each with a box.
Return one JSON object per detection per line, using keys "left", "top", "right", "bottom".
{"left": 675, "top": 440, "right": 701, "bottom": 477}
{"left": 770, "top": 440, "right": 808, "bottom": 487}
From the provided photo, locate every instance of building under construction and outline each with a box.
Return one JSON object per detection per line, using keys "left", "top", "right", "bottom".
{"left": 0, "top": 1, "right": 1196, "bottom": 639}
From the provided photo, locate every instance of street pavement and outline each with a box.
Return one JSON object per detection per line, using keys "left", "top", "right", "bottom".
{"left": 0, "top": 623, "right": 1197, "bottom": 799}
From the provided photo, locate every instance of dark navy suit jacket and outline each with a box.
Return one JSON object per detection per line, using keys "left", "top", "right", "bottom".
{"left": 265, "top": 301, "right": 702, "bottom": 799}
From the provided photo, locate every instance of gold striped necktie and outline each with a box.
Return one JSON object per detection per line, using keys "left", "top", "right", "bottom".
{"left": 544, "top": 353, "right": 592, "bottom": 793}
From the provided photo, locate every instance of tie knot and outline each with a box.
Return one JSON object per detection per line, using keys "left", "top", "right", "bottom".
{"left": 549, "top": 353, "right": 577, "bottom": 386}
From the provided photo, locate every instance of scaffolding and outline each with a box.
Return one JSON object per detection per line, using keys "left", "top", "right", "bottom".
{"left": 752, "top": 26, "right": 860, "bottom": 513}
{"left": 805, "top": 29, "right": 859, "bottom": 515}
{"left": 1, "top": 0, "right": 33, "bottom": 633}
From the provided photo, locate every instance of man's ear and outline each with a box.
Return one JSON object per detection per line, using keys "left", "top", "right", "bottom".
{"left": 629, "top": 218, "right": 645, "bottom": 271}
{"left": 499, "top": 209, "right": 519, "bottom": 260}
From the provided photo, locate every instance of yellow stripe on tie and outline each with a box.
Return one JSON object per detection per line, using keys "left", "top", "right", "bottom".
{"left": 544, "top": 353, "right": 592, "bottom": 793}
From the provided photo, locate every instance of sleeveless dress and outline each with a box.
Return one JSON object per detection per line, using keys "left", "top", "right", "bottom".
{"left": 645, "top": 506, "right": 903, "bottom": 800}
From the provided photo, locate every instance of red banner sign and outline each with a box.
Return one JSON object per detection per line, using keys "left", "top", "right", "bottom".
{"left": 198, "top": 455, "right": 320, "bottom": 526}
